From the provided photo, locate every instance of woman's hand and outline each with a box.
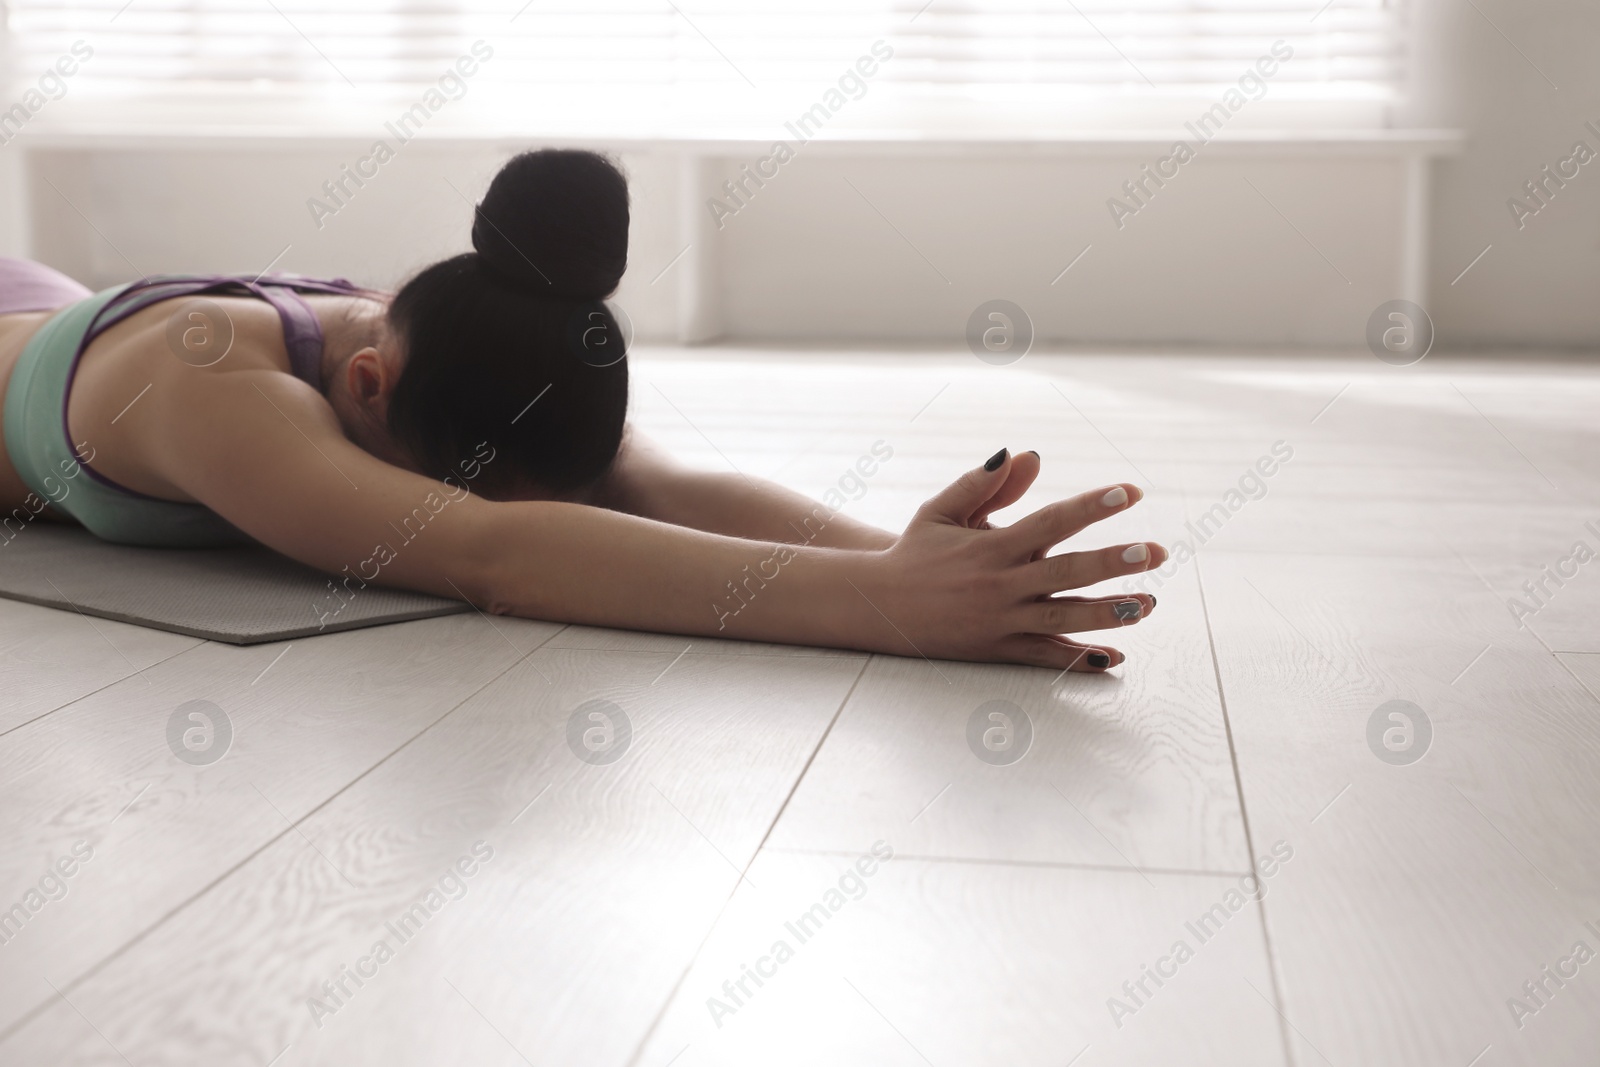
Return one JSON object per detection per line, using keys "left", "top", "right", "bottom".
{"left": 855, "top": 449, "right": 1166, "bottom": 671}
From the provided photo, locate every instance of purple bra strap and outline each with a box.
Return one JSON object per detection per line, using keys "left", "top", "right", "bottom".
{"left": 85, "top": 274, "right": 371, "bottom": 391}
{"left": 260, "top": 285, "right": 328, "bottom": 388}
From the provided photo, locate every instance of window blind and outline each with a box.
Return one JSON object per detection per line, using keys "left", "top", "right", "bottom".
{"left": 2, "top": 0, "right": 1407, "bottom": 130}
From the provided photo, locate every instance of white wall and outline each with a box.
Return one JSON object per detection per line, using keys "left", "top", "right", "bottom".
{"left": 25, "top": 146, "right": 685, "bottom": 335}
{"left": 1400, "top": 0, "right": 1600, "bottom": 350}
{"left": 708, "top": 151, "right": 1406, "bottom": 347}
{"left": 20, "top": 142, "right": 1415, "bottom": 348}
{"left": 12, "top": 0, "right": 1600, "bottom": 351}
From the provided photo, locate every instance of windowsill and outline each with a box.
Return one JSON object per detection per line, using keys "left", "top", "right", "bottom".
{"left": 10, "top": 122, "right": 1464, "bottom": 156}
{"left": 0, "top": 85, "right": 1461, "bottom": 155}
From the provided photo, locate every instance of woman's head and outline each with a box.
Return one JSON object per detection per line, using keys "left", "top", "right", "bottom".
{"left": 376, "top": 148, "right": 631, "bottom": 498}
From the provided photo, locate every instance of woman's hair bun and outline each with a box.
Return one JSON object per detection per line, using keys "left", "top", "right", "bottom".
{"left": 470, "top": 148, "right": 630, "bottom": 300}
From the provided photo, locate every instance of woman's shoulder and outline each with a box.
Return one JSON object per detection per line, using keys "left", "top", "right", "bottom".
{"left": 83, "top": 292, "right": 295, "bottom": 381}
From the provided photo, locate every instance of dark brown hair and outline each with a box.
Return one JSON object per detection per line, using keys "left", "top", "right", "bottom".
{"left": 386, "top": 148, "right": 630, "bottom": 496}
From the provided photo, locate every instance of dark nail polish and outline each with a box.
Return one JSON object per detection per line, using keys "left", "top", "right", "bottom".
{"left": 984, "top": 448, "right": 1008, "bottom": 472}
{"left": 1026, "top": 450, "right": 1040, "bottom": 458}
{"left": 1151, "top": 596, "right": 1158, "bottom": 608}
{"left": 1087, "top": 652, "right": 1111, "bottom": 669}
{"left": 1114, "top": 600, "right": 1143, "bottom": 621}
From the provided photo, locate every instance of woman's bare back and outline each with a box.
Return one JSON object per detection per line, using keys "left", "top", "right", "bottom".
{"left": 0, "top": 292, "right": 382, "bottom": 514}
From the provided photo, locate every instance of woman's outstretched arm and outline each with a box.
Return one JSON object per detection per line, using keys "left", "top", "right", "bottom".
{"left": 156, "top": 370, "right": 1164, "bottom": 667}
{"left": 589, "top": 429, "right": 1053, "bottom": 552}
{"left": 588, "top": 426, "right": 897, "bottom": 550}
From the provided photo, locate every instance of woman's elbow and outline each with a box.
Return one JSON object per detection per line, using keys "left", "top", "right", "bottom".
{"left": 438, "top": 505, "right": 521, "bottom": 615}
{"left": 449, "top": 500, "right": 578, "bottom": 620}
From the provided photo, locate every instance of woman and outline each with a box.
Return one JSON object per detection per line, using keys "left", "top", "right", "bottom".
{"left": 0, "top": 149, "right": 1163, "bottom": 670}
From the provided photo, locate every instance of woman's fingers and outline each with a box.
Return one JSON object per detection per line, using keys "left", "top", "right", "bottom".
{"left": 1016, "top": 593, "right": 1153, "bottom": 635}
{"left": 970, "top": 450, "right": 1039, "bottom": 528}
{"left": 999, "top": 634, "right": 1125, "bottom": 672}
{"left": 1002, "top": 482, "right": 1142, "bottom": 558}
{"left": 1022, "top": 541, "right": 1168, "bottom": 595}
{"left": 903, "top": 461, "right": 1161, "bottom": 662}
{"left": 913, "top": 448, "right": 1015, "bottom": 527}
{"left": 1043, "top": 591, "right": 1157, "bottom": 616}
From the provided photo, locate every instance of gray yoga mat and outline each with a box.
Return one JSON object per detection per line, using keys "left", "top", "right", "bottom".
{"left": 0, "top": 525, "right": 471, "bottom": 644}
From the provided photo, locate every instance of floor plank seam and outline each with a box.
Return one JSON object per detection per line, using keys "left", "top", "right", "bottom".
{"left": 621, "top": 653, "right": 876, "bottom": 1067}
{"left": 760, "top": 847, "right": 1259, "bottom": 879}
{"left": 1193, "top": 553, "right": 1299, "bottom": 1067}
{"left": 1527, "top": 630, "right": 1600, "bottom": 710}
{"left": 0, "top": 623, "right": 570, "bottom": 1050}
{"left": 0, "top": 638, "right": 207, "bottom": 742}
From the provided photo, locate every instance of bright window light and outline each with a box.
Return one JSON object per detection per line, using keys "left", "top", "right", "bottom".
{"left": 3, "top": 0, "right": 1408, "bottom": 134}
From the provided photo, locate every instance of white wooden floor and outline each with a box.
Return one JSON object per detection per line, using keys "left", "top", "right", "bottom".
{"left": 1, "top": 346, "right": 1597, "bottom": 1067}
